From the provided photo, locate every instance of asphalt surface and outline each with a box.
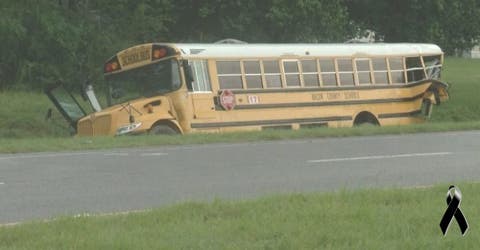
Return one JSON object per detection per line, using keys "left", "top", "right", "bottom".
{"left": 1, "top": 131, "right": 480, "bottom": 224}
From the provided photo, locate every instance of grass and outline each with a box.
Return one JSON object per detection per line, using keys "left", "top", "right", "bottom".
{"left": 431, "top": 57, "right": 480, "bottom": 122}
{"left": 0, "top": 92, "right": 71, "bottom": 138}
{"left": 1, "top": 182, "right": 480, "bottom": 249}
{"left": 1, "top": 121, "right": 480, "bottom": 153}
{"left": 0, "top": 57, "right": 479, "bottom": 153}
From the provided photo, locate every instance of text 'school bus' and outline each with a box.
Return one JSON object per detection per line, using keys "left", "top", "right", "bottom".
{"left": 46, "top": 43, "right": 448, "bottom": 136}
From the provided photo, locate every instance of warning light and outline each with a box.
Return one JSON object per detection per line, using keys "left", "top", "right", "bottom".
{"left": 104, "top": 62, "right": 118, "bottom": 73}
{"left": 111, "top": 62, "right": 118, "bottom": 70}
{"left": 104, "top": 57, "right": 121, "bottom": 73}
{"left": 153, "top": 48, "right": 167, "bottom": 59}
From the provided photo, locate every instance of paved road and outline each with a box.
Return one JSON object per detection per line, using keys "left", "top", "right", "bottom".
{"left": 1, "top": 131, "right": 480, "bottom": 224}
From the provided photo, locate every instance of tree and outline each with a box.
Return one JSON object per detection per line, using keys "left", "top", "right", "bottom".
{"left": 346, "top": 0, "right": 480, "bottom": 54}
{"left": 1, "top": 0, "right": 478, "bottom": 90}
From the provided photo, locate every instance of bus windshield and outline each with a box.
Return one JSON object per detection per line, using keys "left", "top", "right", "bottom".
{"left": 106, "top": 58, "right": 181, "bottom": 106}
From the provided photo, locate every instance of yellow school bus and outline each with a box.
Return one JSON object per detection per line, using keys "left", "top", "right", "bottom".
{"left": 46, "top": 42, "right": 448, "bottom": 136}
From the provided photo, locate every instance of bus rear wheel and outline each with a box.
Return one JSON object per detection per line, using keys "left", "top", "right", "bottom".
{"left": 353, "top": 111, "right": 380, "bottom": 126}
{"left": 150, "top": 123, "right": 178, "bottom": 135}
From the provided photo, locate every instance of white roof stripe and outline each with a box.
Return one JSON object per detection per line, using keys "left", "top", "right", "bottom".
{"left": 169, "top": 43, "right": 442, "bottom": 59}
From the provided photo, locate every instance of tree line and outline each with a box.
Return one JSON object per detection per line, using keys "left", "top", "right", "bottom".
{"left": 1, "top": 0, "right": 479, "bottom": 90}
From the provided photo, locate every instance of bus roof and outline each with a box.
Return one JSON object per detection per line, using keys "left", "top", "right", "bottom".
{"left": 168, "top": 43, "right": 442, "bottom": 59}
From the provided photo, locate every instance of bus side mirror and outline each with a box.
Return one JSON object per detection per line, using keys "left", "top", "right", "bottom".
{"left": 182, "top": 61, "right": 194, "bottom": 83}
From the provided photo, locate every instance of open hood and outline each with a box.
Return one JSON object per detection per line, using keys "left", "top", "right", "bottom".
{"left": 45, "top": 84, "right": 87, "bottom": 131}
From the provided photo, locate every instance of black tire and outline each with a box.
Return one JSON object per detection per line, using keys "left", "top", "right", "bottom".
{"left": 149, "top": 124, "right": 178, "bottom": 135}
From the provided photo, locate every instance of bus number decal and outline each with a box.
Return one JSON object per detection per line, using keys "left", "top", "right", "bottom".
{"left": 248, "top": 95, "right": 259, "bottom": 104}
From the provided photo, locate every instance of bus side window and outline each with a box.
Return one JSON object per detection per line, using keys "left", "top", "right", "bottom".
{"left": 337, "top": 59, "right": 354, "bottom": 86}
{"left": 263, "top": 60, "right": 282, "bottom": 88}
{"left": 243, "top": 61, "right": 263, "bottom": 89}
{"left": 389, "top": 57, "right": 406, "bottom": 84}
{"left": 283, "top": 60, "right": 301, "bottom": 87}
{"left": 217, "top": 61, "right": 243, "bottom": 89}
{"left": 372, "top": 58, "right": 389, "bottom": 84}
{"left": 406, "top": 57, "right": 426, "bottom": 83}
{"left": 301, "top": 60, "right": 319, "bottom": 87}
{"left": 319, "top": 59, "right": 337, "bottom": 87}
{"left": 189, "top": 60, "right": 211, "bottom": 92}
{"left": 355, "top": 58, "right": 372, "bottom": 85}
{"left": 423, "top": 55, "right": 442, "bottom": 79}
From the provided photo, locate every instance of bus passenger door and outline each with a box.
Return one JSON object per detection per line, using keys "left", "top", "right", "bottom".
{"left": 187, "top": 60, "right": 217, "bottom": 120}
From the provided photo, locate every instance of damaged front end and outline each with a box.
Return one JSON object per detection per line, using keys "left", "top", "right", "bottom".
{"left": 421, "top": 80, "right": 449, "bottom": 118}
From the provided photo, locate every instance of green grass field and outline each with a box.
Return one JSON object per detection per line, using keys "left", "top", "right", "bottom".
{"left": 0, "top": 91, "right": 70, "bottom": 138}
{"left": 1, "top": 183, "right": 479, "bottom": 249}
{"left": 432, "top": 57, "right": 480, "bottom": 122}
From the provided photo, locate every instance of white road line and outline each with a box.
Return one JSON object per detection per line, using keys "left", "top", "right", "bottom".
{"left": 140, "top": 152, "right": 168, "bottom": 156}
{"left": 0, "top": 222, "right": 20, "bottom": 227}
{"left": 0, "top": 182, "right": 4, "bottom": 185}
{"left": 0, "top": 209, "right": 150, "bottom": 227}
{"left": 0, "top": 152, "right": 92, "bottom": 161}
{"left": 308, "top": 152, "right": 452, "bottom": 163}
{"left": 103, "top": 153, "right": 129, "bottom": 156}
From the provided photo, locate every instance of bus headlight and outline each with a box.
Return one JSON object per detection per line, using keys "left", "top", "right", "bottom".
{"left": 116, "top": 122, "right": 142, "bottom": 135}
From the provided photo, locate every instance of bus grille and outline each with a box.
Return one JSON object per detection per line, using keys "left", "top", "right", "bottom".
{"left": 77, "top": 115, "right": 112, "bottom": 136}
{"left": 77, "top": 119, "right": 93, "bottom": 136}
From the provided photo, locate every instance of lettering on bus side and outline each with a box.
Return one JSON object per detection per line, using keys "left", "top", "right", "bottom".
{"left": 312, "top": 93, "right": 324, "bottom": 101}
{"left": 327, "top": 93, "right": 342, "bottom": 100}
{"left": 343, "top": 91, "right": 360, "bottom": 100}
{"left": 312, "top": 91, "right": 360, "bottom": 101}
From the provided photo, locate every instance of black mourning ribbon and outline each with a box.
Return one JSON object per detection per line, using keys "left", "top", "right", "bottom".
{"left": 439, "top": 185, "right": 469, "bottom": 236}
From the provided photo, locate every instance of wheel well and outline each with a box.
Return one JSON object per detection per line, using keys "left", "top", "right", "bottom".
{"left": 353, "top": 111, "right": 380, "bottom": 126}
{"left": 150, "top": 120, "right": 181, "bottom": 133}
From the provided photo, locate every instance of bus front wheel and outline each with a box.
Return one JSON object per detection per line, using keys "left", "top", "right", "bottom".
{"left": 150, "top": 123, "right": 178, "bottom": 135}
